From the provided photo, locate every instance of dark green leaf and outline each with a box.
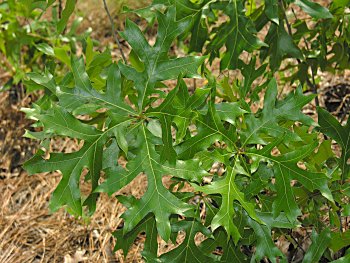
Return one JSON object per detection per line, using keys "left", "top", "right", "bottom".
{"left": 261, "top": 22, "right": 303, "bottom": 70}
{"left": 120, "top": 125, "right": 194, "bottom": 241}
{"left": 156, "top": 219, "right": 214, "bottom": 263}
{"left": 194, "top": 166, "right": 262, "bottom": 244}
{"left": 240, "top": 79, "right": 315, "bottom": 146}
{"left": 207, "top": 1, "right": 266, "bottom": 70}
{"left": 295, "top": 0, "right": 333, "bottom": 19}
{"left": 318, "top": 107, "right": 350, "bottom": 180}
{"left": 24, "top": 106, "right": 131, "bottom": 216}
{"left": 265, "top": 0, "right": 279, "bottom": 24}
{"left": 248, "top": 139, "right": 333, "bottom": 221}
{"left": 119, "top": 7, "right": 205, "bottom": 110}
{"left": 329, "top": 230, "right": 350, "bottom": 252}
{"left": 113, "top": 214, "right": 158, "bottom": 259}
{"left": 247, "top": 217, "right": 286, "bottom": 263}
{"left": 303, "top": 228, "right": 331, "bottom": 263}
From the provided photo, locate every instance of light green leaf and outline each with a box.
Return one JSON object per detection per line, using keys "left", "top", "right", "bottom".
{"left": 162, "top": 159, "right": 210, "bottom": 183}
{"left": 35, "top": 43, "right": 54, "bottom": 56}
{"left": 147, "top": 79, "right": 211, "bottom": 163}
{"left": 331, "top": 254, "right": 350, "bottom": 263}
{"left": 329, "top": 230, "right": 350, "bottom": 252}
{"left": 256, "top": 211, "right": 301, "bottom": 229}
{"left": 54, "top": 47, "right": 71, "bottom": 67}
{"left": 214, "top": 102, "right": 247, "bottom": 125}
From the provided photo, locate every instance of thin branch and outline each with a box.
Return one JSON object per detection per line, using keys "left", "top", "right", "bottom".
{"left": 58, "top": 0, "right": 62, "bottom": 19}
{"left": 288, "top": 229, "right": 306, "bottom": 254}
{"left": 102, "top": 0, "right": 127, "bottom": 64}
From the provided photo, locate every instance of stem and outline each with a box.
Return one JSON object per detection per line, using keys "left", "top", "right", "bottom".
{"left": 102, "top": 0, "right": 127, "bottom": 64}
{"left": 288, "top": 229, "right": 306, "bottom": 254}
{"left": 340, "top": 103, "right": 350, "bottom": 123}
{"left": 58, "top": 0, "right": 62, "bottom": 19}
{"left": 310, "top": 73, "right": 319, "bottom": 106}
{"left": 336, "top": 201, "right": 343, "bottom": 233}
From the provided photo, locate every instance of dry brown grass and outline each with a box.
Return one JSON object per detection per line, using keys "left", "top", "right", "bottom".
{"left": 0, "top": 170, "right": 151, "bottom": 262}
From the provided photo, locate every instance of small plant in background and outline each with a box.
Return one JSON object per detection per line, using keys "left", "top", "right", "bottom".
{"left": 22, "top": 0, "right": 350, "bottom": 262}
{"left": 0, "top": 0, "right": 90, "bottom": 93}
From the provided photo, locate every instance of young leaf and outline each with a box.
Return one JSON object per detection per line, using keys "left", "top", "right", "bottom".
{"left": 146, "top": 78, "right": 212, "bottom": 162}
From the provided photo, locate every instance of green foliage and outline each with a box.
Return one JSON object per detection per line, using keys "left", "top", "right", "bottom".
{"left": 130, "top": 0, "right": 349, "bottom": 93}
{"left": 318, "top": 107, "right": 350, "bottom": 180}
{"left": 303, "top": 228, "right": 331, "bottom": 263}
{"left": 0, "top": 0, "right": 88, "bottom": 90}
{"left": 22, "top": 0, "right": 350, "bottom": 262}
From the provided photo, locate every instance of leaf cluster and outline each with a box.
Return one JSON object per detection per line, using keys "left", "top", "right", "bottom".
{"left": 130, "top": 0, "right": 349, "bottom": 93}
{"left": 22, "top": 0, "right": 350, "bottom": 262}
